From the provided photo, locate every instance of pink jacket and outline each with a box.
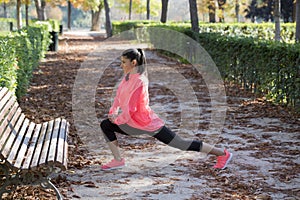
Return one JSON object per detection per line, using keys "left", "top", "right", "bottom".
{"left": 109, "top": 73, "right": 164, "bottom": 131}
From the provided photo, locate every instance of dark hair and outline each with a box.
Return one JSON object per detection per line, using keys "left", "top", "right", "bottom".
{"left": 122, "top": 48, "right": 146, "bottom": 66}
{"left": 122, "top": 48, "right": 146, "bottom": 81}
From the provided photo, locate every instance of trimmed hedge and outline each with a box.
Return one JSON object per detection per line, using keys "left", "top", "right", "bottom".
{"left": 0, "top": 36, "right": 18, "bottom": 92}
{"left": 0, "top": 22, "right": 52, "bottom": 98}
{"left": 112, "top": 21, "right": 300, "bottom": 110}
{"left": 112, "top": 21, "right": 296, "bottom": 43}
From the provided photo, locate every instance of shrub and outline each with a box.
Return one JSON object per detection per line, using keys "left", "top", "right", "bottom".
{"left": 0, "top": 21, "right": 52, "bottom": 98}
{"left": 0, "top": 35, "right": 18, "bottom": 92}
{"left": 112, "top": 21, "right": 300, "bottom": 110}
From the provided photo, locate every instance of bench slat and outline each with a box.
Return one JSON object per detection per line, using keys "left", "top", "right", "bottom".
{"left": 22, "top": 123, "right": 42, "bottom": 169}
{"left": 0, "top": 89, "right": 12, "bottom": 113}
{"left": 56, "top": 119, "right": 68, "bottom": 169}
{"left": 7, "top": 118, "right": 30, "bottom": 165}
{"left": 1, "top": 112, "right": 25, "bottom": 159}
{"left": 0, "top": 92, "right": 16, "bottom": 126}
{"left": 0, "top": 87, "right": 9, "bottom": 103}
{"left": 38, "top": 120, "right": 54, "bottom": 167}
{"left": 47, "top": 118, "right": 61, "bottom": 164}
{"left": 0, "top": 87, "right": 9, "bottom": 99}
{"left": 30, "top": 122, "right": 48, "bottom": 169}
{"left": 14, "top": 122, "right": 35, "bottom": 169}
{"left": 0, "top": 101, "right": 19, "bottom": 141}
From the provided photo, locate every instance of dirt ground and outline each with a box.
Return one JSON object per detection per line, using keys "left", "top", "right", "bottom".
{"left": 5, "top": 33, "right": 300, "bottom": 200}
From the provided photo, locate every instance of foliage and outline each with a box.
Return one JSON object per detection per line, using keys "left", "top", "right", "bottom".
{"left": 245, "top": 0, "right": 295, "bottom": 22}
{"left": 48, "top": 0, "right": 103, "bottom": 11}
{"left": 116, "top": 0, "right": 161, "bottom": 17}
{"left": 112, "top": 21, "right": 296, "bottom": 43}
{"left": 197, "top": 22, "right": 296, "bottom": 43}
{"left": 112, "top": 21, "right": 300, "bottom": 110}
{"left": 0, "top": 35, "right": 18, "bottom": 92}
{"left": 0, "top": 21, "right": 51, "bottom": 98}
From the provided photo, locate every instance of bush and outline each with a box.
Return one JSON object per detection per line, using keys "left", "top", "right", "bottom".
{"left": 0, "top": 35, "right": 18, "bottom": 92}
{"left": 112, "top": 21, "right": 300, "bottom": 110}
{"left": 0, "top": 21, "right": 52, "bottom": 98}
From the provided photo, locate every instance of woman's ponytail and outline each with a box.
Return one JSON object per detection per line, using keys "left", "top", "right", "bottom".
{"left": 137, "top": 48, "right": 146, "bottom": 66}
{"left": 137, "top": 48, "right": 146, "bottom": 74}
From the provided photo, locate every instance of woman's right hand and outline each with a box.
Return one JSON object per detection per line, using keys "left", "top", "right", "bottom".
{"left": 108, "top": 114, "right": 117, "bottom": 123}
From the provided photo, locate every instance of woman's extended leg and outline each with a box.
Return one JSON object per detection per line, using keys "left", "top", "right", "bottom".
{"left": 152, "top": 126, "right": 232, "bottom": 169}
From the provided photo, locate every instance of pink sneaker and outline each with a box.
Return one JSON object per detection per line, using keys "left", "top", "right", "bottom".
{"left": 213, "top": 149, "right": 232, "bottom": 169}
{"left": 101, "top": 158, "right": 125, "bottom": 170}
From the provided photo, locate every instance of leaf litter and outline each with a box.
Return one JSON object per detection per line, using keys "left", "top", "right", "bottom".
{"left": 3, "top": 34, "right": 299, "bottom": 200}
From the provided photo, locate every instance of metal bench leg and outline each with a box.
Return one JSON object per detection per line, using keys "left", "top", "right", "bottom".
{"left": 41, "top": 178, "right": 63, "bottom": 200}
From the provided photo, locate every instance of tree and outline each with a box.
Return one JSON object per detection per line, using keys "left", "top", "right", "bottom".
{"left": 147, "top": 0, "right": 150, "bottom": 19}
{"left": 296, "top": 0, "right": 300, "bottom": 42}
{"left": 197, "top": 0, "right": 209, "bottom": 21}
{"left": 274, "top": 0, "right": 281, "bottom": 41}
{"left": 161, "top": 0, "right": 169, "bottom": 23}
{"left": 116, "top": 0, "right": 161, "bottom": 20}
{"left": 104, "top": 0, "right": 112, "bottom": 37}
{"left": 208, "top": 0, "right": 217, "bottom": 22}
{"left": 189, "top": 0, "right": 199, "bottom": 33}
{"left": 25, "top": 0, "right": 29, "bottom": 26}
{"left": 68, "top": 0, "right": 71, "bottom": 29}
{"left": 245, "top": 0, "right": 258, "bottom": 22}
{"left": 281, "top": 0, "right": 294, "bottom": 22}
{"left": 17, "top": 0, "right": 22, "bottom": 29}
{"left": 217, "top": 0, "right": 226, "bottom": 22}
{"left": 235, "top": 0, "right": 240, "bottom": 22}
{"left": 129, "top": 0, "right": 132, "bottom": 20}
{"left": 260, "top": 0, "right": 274, "bottom": 22}
{"left": 2, "top": 1, "right": 8, "bottom": 18}
{"left": 34, "top": 0, "right": 47, "bottom": 20}
{"left": 91, "top": 2, "right": 103, "bottom": 31}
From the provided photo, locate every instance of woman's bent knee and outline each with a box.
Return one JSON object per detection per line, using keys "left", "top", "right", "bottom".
{"left": 100, "top": 119, "right": 117, "bottom": 142}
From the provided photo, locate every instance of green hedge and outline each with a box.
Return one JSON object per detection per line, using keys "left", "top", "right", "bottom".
{"left": 112, "top": 21, "right": 300, "bottom": 110}
{"left": 197, "top": 22, "right": 296, "bottom": 43}
{"left": 0, "top": 36, "right": 18, "bottom": 92}
{"left": 195, "top": 32, "right": 300, "bottom": 108}
{"left": 0, "top": 21, "right": 52, "bottom": 98}
{"left": 112, "top": 21, "right": 296, "bottom": 43}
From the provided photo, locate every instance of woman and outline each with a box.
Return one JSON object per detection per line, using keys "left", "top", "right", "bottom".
{"left": 100, "top": 48, "right": 232, "bottom": 170}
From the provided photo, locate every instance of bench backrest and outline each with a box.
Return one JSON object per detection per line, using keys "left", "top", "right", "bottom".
{"left": 0, "top": 87, "right": 68, "bottom": 170}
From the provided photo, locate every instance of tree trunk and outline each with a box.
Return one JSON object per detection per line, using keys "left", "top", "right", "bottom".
{"left": 34, "top": 0, "right": 47, "bottom": 20}
{"left": 104, "top": 0, "right": 112, "bottom": 37}
{"left": 189, "top": 0, "right": 199, "bottom": 33}
{"left": 218, "top": 0, "right": 226, "bottom": 22}
{"left": 296, "top": 0, "right": 300, "bottom": 42}
{"left": 274, "top": 0, "right": 281, "bottom": 41}
{"left": 293, "top": 1, "right": 296, "bottom": 22}
{"left": 129, "top": 0, "right": 132, "bottom": 20}
{"left": 160, "top": 0, "right": 169, "bottom": 23}
{"left": 3, "top": 3, "right": 7, "bottom": 18}
{"left": 16, "top": 0, "right": 22, "bottom": 29}
{"left": 235, "top": 0, "right": 240, "bottom": 22}
{"left": 41, "top": 0, "right": 46, "bottom": 20}
{"left": 219, "top": 7, "right": 225, "bottom": 22}
{"left": 25, "top": 2, "right": 29, "bottom": 26}
{"left": 208, "top": 0, "right": 216, "bottom": 23}
{"left": 91, "top": 3, "right": 103, "bottom": 31}
{"left": 68, "top": 1, "right": 71, "bottom": 30}
{"left": 147, "top": 0, "right": 150, "bottom": 20}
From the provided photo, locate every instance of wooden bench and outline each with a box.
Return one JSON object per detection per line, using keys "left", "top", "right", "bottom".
{"left": 0, "top": 87, "right": 68, "bottom": 199}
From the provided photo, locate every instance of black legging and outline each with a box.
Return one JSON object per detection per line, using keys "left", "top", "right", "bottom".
{"left": 100, "top": 119, "right": 202, "bottom": 152}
